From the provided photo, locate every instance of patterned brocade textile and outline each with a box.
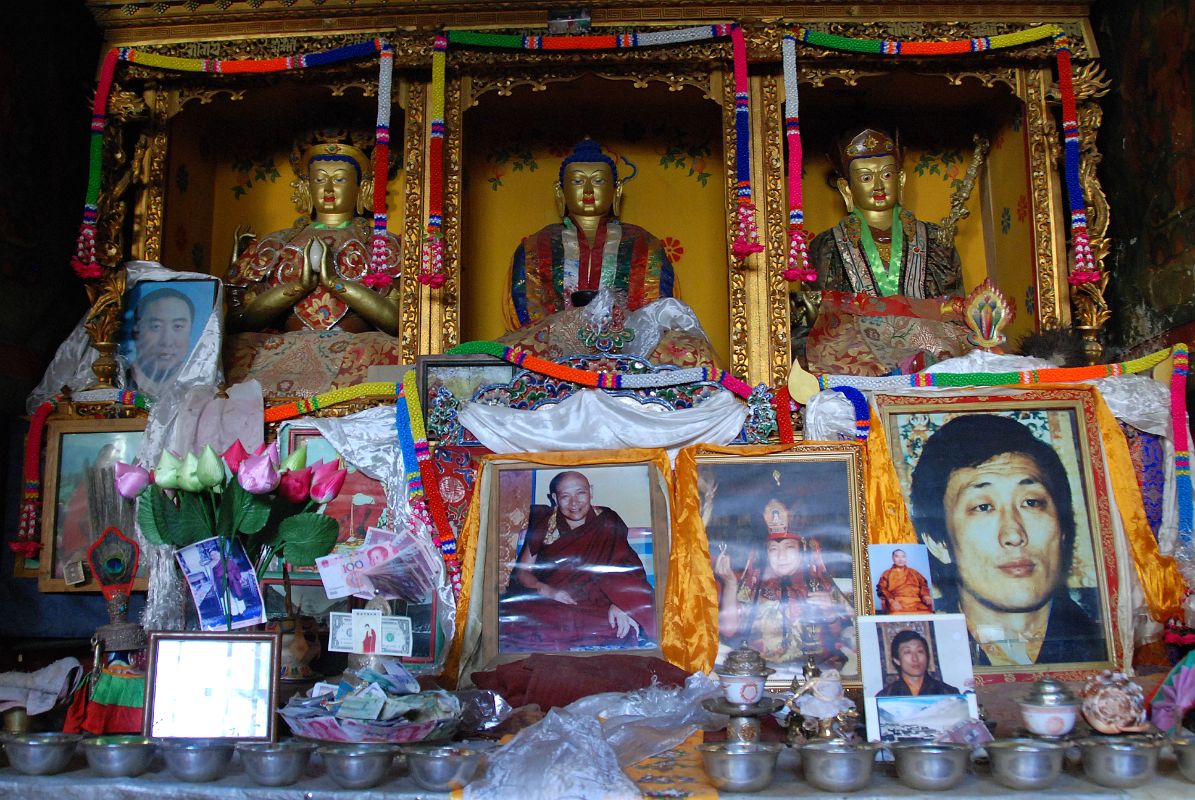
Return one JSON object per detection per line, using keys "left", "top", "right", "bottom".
{"left": 224, "top": 330, "right": 400, "bottom": 397}
{"left": 805, "top": 290, "right": 970, "bottom": 376}
{"left": 625, "top": 734, "right": 719, "bottom": 799}
{"left": 1121, "top": 422, "right": 1166, "bottom": 540}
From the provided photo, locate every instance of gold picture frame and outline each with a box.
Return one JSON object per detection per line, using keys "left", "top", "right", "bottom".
{"left": 875, "top": 389, "right": 1121, "bottom": 682}
{"left": 683, "top": 442, "right": 872, "bottom": 690}
{"left": 470, "top": 450, "right": 672, "bottom": 674}
{"left": 143, "top": 630, "right": 281, "bottom": 741}
{"left": 37, "top": 417, "right": 147, "bottom": 592}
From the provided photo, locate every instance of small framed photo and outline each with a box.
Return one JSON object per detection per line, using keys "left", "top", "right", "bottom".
{"left": 869, "top": 543, "right": 936, "bottom": 614}
{"left": 117, "top": 277, "right": 218, "bottom": 399}
{"left": 270, "top": 423, "right": 390, "bottom": 583}
{"left": 143, "top": 630, "right": 281, "bottom": 741}
{"left": 858, "top": 613, "right": 978, "bottom": 743}
{"left": 876, "top": 389, "right": 1121, "bottom": 680}
{"left": 415, "top": 354, "right": 515, "bottom": 442}
{"left": 478, "top": 454, "right": 671, "bottom": 669}
{"left": 37, "top": 417, "right": 147, "bottom": 592}
{"left": 693, "top": 444, "right": 871, "bottom": 688}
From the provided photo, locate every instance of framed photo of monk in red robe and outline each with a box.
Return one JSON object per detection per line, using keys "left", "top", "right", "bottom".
{"left": 482, "top": 457, "right": 670, "bottom": 663}
{"left": 694, "top": 443, "right": 871, "bottom": 689}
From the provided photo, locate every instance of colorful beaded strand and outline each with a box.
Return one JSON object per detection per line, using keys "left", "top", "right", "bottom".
{"left": 1172, "top": 344, "right": 1193, "bottom": 544}
{"left": 12, "top": 402, "right": 54, "bottom": 559}
{"left": 781, "top": 35, "right": 815, "bottom": 283}
{"left": 730, "top": 25, "right": 763, "bottom": 262}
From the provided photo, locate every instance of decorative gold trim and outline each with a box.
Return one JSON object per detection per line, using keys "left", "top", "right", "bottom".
{"left": 400, "top": 79, "right": 427, "bottom": 364}
{"left": 721, "top": 62, "right": 748, "bottom": 379}
{"left": 467, "top": 67, "right": 716, "bottom": 103}
{"left": 1070, "top": 61, "right": 1111, "bottom": 362}
{"left": 757, "top": 72, "right": 789, "bottom": 388}
{"left": 1024, "top": 67, "right": 1067, "bottom": 331}
{"left": 431, "top": 71, "right": 465, "bottom": 355}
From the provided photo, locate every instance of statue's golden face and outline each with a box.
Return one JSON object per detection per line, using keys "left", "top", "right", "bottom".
{"left": 307, "top": 159, "right": 360, "bottom": 218}
{"left": 846, "top": 155, "right": 900, "bottom": 213}
{"left": 560, "top": 161, "right": 615, "bottom": 219}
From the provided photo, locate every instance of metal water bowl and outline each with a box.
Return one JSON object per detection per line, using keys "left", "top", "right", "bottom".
{"left": 2, "top": 732, "right": 81, "bottom": 775}
{"left": 79, "top": 735, "right": 156, "bottom": 778}
{"left": 697, "top": 741, "right": 782, "bottom": 793}
{"left": 986, "top": 738, "right": 1066, "bottom": 790}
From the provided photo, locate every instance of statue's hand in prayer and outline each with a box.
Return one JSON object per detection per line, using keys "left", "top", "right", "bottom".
{"left": 608, "top": 604, "right": 640, "bottom": 639}
{"left": 231, "top": 224, "right": 257, "bottom": 265}
{"left": 714, "top": 549, "right": 735, "bottom": 585}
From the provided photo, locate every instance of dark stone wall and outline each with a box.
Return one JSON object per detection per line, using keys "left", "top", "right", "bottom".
{"left": 1095, "top": 0, "right": 1195, "bottom": 354}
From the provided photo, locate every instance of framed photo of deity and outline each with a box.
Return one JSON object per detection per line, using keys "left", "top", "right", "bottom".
{"left": 689, "top": 443, "right": 871, "bottom": 689}
{"left": 36, "top": 417, "right": 148, "bottom": 591}
{"left": 473, "top": 452, "right": 672, "bottom": 670}
{"left": 270, "top": 423, "right": 390, "bottom": 584}
{"left": 875, "top": 389, "right": 1122, "bottom": 682}
{"left": 415, "top": 354, "right": 515, "bottom": 444}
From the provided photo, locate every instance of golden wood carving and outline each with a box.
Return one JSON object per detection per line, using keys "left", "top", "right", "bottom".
{"left": 1024, "top": 67, "right": 1066, "bottom": 332}
{"left": 759, "top": 73, "right": 790, "bottom": 388}
{"left": 721, "top": 63, "right": 748, "bottom": 379}
{"left": 84, "top": 269, "right": 129, "bottom": 389}
{"left": 434, "top": 73, "right": 465, "bottom": 355}
{"left": 467, "top": 69, "right": 715, "bottom": 103}
{"left": 400, "top": 79, "right": 427, "bottom": 364}
{"left": 1068, "top": 62, "right": 1111, "bottom": 362}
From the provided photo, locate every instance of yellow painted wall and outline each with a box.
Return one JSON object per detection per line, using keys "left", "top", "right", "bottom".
{"left": 983, "top": 110, "right": 1038, "bottom": 346}
{"left": 460, "top": 75, "right": 730, "bottom": 364}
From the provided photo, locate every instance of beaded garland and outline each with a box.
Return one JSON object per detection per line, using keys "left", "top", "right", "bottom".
{"left": 421, "top": 35, "right": 449, "bottom": 288}
{"left": 72, "top": 40, "right": 393, "bottom": 284}
{"left": 773, "top": 385, "right": 796, "bottom": 444}
{"left": 831, "top": 386, "right": 872, "bottom": 441}
{"left": 447, "top": 339, "right": 757, "bottom": 400}
{"left": 1172, "top": 344, "right": 1193, "bottom": 544}
{"left": 779, "top": 24, "right": 1100, "bottom": 289}
{"left": 396, "top": 373, "right": 462, "bottom": 595}
{"left": 436, "top": 24, "right": 760, "bottom": 268}
{"left": 262, "top": 382, "right": 396, "bottom": 423}
{"left": 13, "top": 402, "right": 55, "bottom": 559}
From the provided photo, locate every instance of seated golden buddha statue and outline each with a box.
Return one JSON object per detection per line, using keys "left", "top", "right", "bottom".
{"left": 810, "top": 128, "right": 961, "bottom": 298}
{"left": 222, "top": 131, "right": 403, "bottom": 395}
{"left": 792, "top": 128, "right": 969, "bottom": 375}
{"left": 501, "top": 138, "right": 719, "bottom": 370}
{"left": 224, "top": 131, "right": 402, "bottom": 334}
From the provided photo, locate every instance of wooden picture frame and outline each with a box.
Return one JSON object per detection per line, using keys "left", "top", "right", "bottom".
{"left": 415, "top": 354, "right": 515, "bottom": 443}
{"left": 693, "top": 444, "right": 871, "bottom": 689}
{"left": 875, "top": 389, "right": 1121, "bottom": 681}
{"left": 37, "top": 417, "right": 147, "bottom": 592}
{"left": 143, "top": 630, "right": 281, "bottom": 741}
{"left": 478, "top": 453, "right": 671, "bottom": 669}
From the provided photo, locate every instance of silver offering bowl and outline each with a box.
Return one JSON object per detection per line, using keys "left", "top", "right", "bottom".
{"left": 79, "top": 735, "right": 156, "bottom": 777}
{"left": 156, "top": 737, "right": 235, "bottom": 783}
{"left": 2, "top": 732, "right": 82, "bottom": 775}
{"left": 986, "top": 738, "right": 1066, "bottom": 790}
{"left": 318, "top": 743, "right": 397, "bottom": 789}
{"left": 1170, "top": 736, "right": 1195, "bottom": 783}
{"left": 697, "top": 741, "right": 782, "bottom": 793}
{"left": 799, "top": 740, "right": 878, "bottom": 792}
{"left": 236, "top": 740, "right": 316, "bottom": 787}
{"left": 889, "top": 741, "right": 971, "bottom": 791}
{"left": 1077, "top": 735, "right": 1160, "bottom": 788}
{"left": 403, "top": 745, "right": 486, "bottom": 791}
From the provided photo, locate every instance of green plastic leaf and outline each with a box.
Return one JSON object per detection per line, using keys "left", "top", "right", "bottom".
{"left": 228, "top": 482, "right": 271, "bottom": 536}
{"left": 136, "top": 491, "right": 166, "bottom": 545}
{"left": 275, "top": 512, "right": 339, "bottom": 567}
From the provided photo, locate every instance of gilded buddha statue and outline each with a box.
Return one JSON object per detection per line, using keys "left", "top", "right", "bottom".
{"left": 224, "top": 131, "right": 402, "bottom": 333}
{"left": 810, "top": 127, "right": 961, "bottom": 299}
{"left": 502, "top": 138, "right": 719, "bottom": 369}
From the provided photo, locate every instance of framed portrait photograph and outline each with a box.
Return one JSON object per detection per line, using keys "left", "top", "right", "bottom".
{"left": 696, "top": 444, "right": 870, "bottom": 688}
{"left": 415, "top": 354, "right": 515, "bottom": 442}
{"left": 116, "top": 277, "right": 218, "bottom": 399}
{"left": 143, "top": 630, "right": 281, "bottom": 741}
{"left": 876, "top": 389, "right": 1121, "bottom": 680}
{"left": 480, "top": 456, "right": 671, "bottom": 667}
{"left": 37, "top": 417, "right": 147, "bottom": 592}
{"left": 858, "top": 613, "right": 978, "bottom": 743}
{"left": 271, "top": 423, "right": 390, "bottom": 584}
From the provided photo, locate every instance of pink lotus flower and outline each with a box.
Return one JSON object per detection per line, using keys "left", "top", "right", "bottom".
{"left": 255, "top": 441, "right": 280, "bottom": 467}
{"left": 113, "top": 461, "right": 150, "bottom": 499}
{"left": 222, "top": 440, "right": 250, "bottom": 475}
{"left": 310, "top": 460, "right": 348, "bottom": 504}
{"left": 278, "top": 466, "right": 313, "bottom": 504}
{"left": 238, "top": 450, "right": 281, "bottom": 495}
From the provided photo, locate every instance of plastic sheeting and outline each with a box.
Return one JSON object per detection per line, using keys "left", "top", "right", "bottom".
{"left": 457, "top": 387, "right": 747, "bottom": 462}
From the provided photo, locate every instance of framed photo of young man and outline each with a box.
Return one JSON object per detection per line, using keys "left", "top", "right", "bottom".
{"left": 876, "top": 389, "right": 1122, "bottom": 681}
{"left": 465, "top": 450, "right": 671, "bottom": 674}
{"left": 683, "top": 443, "right": 871, "bottom": 688}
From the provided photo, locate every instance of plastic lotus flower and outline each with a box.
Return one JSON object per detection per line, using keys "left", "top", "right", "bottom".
{"left": 115, "top": 440, "right": 348, "bottom": 576}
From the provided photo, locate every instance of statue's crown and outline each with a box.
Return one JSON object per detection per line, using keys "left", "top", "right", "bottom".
{"left": 836, "top": 127, "right": 899, "bottom": 174}
{"left": 297, "top": 129, "right": 372, "bottom": 180}
{"left": 763, "top": 498, "right": 799, "bottom": 540}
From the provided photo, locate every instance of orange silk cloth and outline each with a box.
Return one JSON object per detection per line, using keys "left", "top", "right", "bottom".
{"left": 876, "top": 565, "right": 933, "bottom": 613}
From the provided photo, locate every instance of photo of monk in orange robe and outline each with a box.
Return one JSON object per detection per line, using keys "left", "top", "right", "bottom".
{"left": 875, "top": 548, "right": 934, "bottom": 614}
{"left": 499, "top": 470, "right": 656, "bottom": 652}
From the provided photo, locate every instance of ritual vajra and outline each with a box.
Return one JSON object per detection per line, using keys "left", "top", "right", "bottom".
{"left": 7, "top": 5, "right": 1195, "bottom": 798}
